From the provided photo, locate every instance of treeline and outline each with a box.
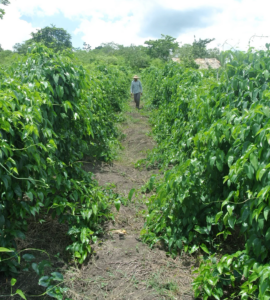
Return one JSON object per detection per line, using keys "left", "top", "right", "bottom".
{"left": 1, "top": 25, "right": 220, "bottom": 71}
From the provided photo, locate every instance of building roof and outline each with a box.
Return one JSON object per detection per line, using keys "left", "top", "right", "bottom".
{"left": 171, "top": 57, "right": 221, "bottom": 69}
{"left": 194, "top": 58, "right": 221, "bottom": 69}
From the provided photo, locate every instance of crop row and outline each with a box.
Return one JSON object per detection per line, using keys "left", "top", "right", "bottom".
{"left": 142, "top": 47, "right": 270, "bottom": 299}
{"left": 0, "top": 44, "right": 129, "bottom": 282}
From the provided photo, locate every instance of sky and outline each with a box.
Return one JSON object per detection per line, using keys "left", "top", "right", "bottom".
{"left": 0, "top": 0, "right": 269, "bottom": 51}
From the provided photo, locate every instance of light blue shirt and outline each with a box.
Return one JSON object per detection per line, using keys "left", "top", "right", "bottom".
{"left": 131, "top": 80, "right": 143, "bottom": 94}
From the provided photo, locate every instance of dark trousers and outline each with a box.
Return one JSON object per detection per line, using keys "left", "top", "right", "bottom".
{"left": 134, "top": 93, "right": 141, "bottom": 108}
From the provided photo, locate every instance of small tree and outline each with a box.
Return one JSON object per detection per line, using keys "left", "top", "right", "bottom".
{"left": 13, "top": 26, "right": 73, "bottom": 54}
{"left": 120, "top": 44, "right": 150, "bottom": 70}
{"left": 31, "top": 25, "right": 72, "bottom": 51}
{"left": 144, "top": 34, "right": 179, "bottom": 61}
{"left": 192, "top": 37, "right": 215, "bottom": 59}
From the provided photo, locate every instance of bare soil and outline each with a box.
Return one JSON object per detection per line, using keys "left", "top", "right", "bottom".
{"left": 0, "top": 101, "right": 196, "bottom": 300}
{"left": 64, "top": 102, "right": 195, "bottom": 300}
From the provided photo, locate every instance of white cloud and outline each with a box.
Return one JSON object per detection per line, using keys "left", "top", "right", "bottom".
{"left": 0, "top": 0, "right": 270, "bottom": 51}
{"left": 0, "top": 5, "right": 37, "bottom": 49}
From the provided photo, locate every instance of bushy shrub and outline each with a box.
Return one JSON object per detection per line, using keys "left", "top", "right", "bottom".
{"left": 141, "top": 47, "right": 270, "bottom": 299}
{"left": 0, "top": 44, "right": 128, "bottom": 275}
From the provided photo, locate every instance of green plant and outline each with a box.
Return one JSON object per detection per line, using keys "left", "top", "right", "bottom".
{"left": 141, "top": 45, "right": 270, "bottom": 299}
{"left": 0, "top": 43, "right": 128, "bottom": 279}
{"left": 0, "top": 247, "right": 68, "bottom": 299}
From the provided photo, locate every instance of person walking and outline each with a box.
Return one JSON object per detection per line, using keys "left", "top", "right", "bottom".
{"left": 130, "top": 75, "right": 143, "bottom": 109}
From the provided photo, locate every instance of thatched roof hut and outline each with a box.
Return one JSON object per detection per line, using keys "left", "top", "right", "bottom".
{"left": 194, "top": 58, "right": 221, "bottom": 69}
{"left": 171, "top": 57, "right": 221, "bottom": 69}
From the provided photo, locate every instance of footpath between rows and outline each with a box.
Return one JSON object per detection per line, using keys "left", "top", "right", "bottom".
{"left": 1, "top": 101, "right": 196, "bottom": 300}
{"left": 68, "top": 101, "right": 195, "bottom": 300}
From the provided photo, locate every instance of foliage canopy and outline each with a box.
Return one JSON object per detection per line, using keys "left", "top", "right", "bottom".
{"left": 144, "top": 34, "right": 179, "bottom": 61}
{"left": 142, "top": 45, "right": 270, "bottom": 299}
{"left": 0, "top": 44, "right": 129, "bottom": 280}
{"left": 13, "top": 26, "right": 72, "bottom": 54}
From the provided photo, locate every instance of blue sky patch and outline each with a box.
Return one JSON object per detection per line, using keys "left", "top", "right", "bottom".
{"left": 20, "top": 11, "right": 85, "bottom": 48}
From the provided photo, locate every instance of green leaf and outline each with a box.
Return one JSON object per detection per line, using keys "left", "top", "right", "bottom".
{"left": 38, "top": 276, "right": 50, "bottom": 287}
{"left": 250, "top": 153, "right": 258, "bottom": 170}
{"left": 189, "top": 245, "right": 199, "bottom": 254}
{"left": 215, "top": 212, "right": 223, "bottom": 223}
{"left": 38, "top": 192, "right": 44, "bottom": 201}
{"left": 38, "top": 260, "right": 51, "bottom": 275}
{"left": 258, "top": 217, "right": 264, "bottom": 230}
{"left": 227, "top": 257, "right": 233, "bottom": 266}
{"left": 258, "top": 186, "right": 270, "bottom": 198}
{"left": 15, "top": 289, "right": 27, "bottom": 300}
{"left": 212, "top": 289, "right": 221, "bottom": 300}
{"left": 216, "top": 158, "right": 223, "bottom": 171}
{"left": 1, "top": 176, "right": 9, "bottom": 189}
{"left": 200, "top": 243, "right": 210, "bottom": 254}
{"left": 114, "top": 200, "right": 121, "bottom": 212}
{"left": 92, "top": 204, "right": 97, "bottom": 215}
{"left": 46, "top": 286, "right": 62, "bottom": 300}
{"left": 128, "top": 188, "right": 135, "bottom": 201}
{"left": 74, "top": 251, "right": 81, "bottom": 258}
{"left": 264, "top": 206, "right": 270, "bottom": 220}
{"left": 53, "top": 74, "right": 59, "bottom": 84}
{"left": 204, "top": 283, "right": 212, "bottom": 296}
{"left": 0, "top": 247, "right": 13, "bottom": 252}
{"left": 228, "top": 215, "right": 236, "bottom": 229}
{"left": 266, "top": 228, "right": 270, "bottom": 240}
{"left": 32, "top": 263, "right": 39, "bottom": 275}
{"left": 11, "top": 278, "right": 17, "bottom": 286}
{"left": 260, "top": 278, "right": 269, "bottom": 296}
{"left": 227, "top": 205, "right": 233, "bottom": 216}
{"left": 217, "top": 264, "right": 223, "bottom": 274}
{"left": 51, "top": 272, "right": 63, "bottom": 282}
{"left": 245, "top": 164, "right": 254, "bottom": 180}
{"left": 257, "top": 168, "right": 267, "bottom": 181}
{"left": 264, "top": 70, "right": 269, "bottom": 80}
{"left": 210, "top": 156, "right": 216, "bottom": 167}
{"left": 22, "top": 254, "right": 35, "bottom": 262}
{"left": 228, "top": 156, "right": 234, "bottom": 167}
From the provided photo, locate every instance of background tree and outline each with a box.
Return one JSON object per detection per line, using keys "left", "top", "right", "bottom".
{"left": 119, "top": 44, "right": 150, "bottom": 70}
{"left": 192, "top": 37, "right": 215, "bottom": 58}
{"left": 144, "top": 34, "right": 179, "bottom": 61}
{"left": 30, "top": 25, "right": 72, "bottom": 51}
{"left": 13, "top": 39, "right": 33, "bottom": 54}
{"left": 0, "top": 0, "right": 10, "bottom": 19}
{"left": 83, "top": 42, "right": 91, "bottom": 51}
{"left": 13, "top": 25, "right": 72, "bottom": 54}
{"left": 173, "top": 37, "right": 220, "bottom": 68}
{"left": 93, "top": 42, "right": 123, "bottom": 54}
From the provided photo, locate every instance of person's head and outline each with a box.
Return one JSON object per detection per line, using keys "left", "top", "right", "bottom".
{"left": 133, "top": 75, "right": 139, "bottom": 82}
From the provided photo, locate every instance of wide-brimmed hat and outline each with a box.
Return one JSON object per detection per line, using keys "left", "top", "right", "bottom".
{"left": 133, "top": 75, "right": 140, "bottom": 79}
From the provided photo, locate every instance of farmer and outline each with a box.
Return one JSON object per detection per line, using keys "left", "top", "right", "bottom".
{"left": 130, "top": 75, "right": 143, "bottom": 109}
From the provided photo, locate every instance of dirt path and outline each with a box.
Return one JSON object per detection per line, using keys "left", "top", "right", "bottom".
{"left": 65, "top": 102, "right": 195, "bottom": 300}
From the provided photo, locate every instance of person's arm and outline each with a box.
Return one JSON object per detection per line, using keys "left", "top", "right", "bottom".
{"left": 139, "top": 81, "right": 143, "bottom": 94}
